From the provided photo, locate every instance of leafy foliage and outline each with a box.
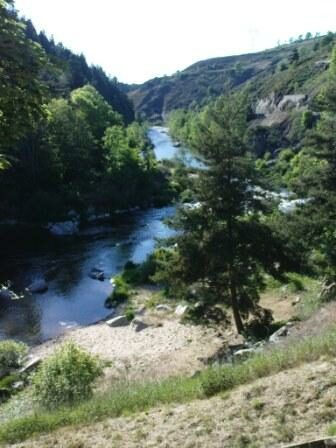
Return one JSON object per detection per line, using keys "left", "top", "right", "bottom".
{"left": 0, "top": 3, "right": 170, "bottom": 223}
{"left": 0, "top": 340, "right": 27, "bottom": 373}
{"left": 105, "top": 275, "right": 131, "bottom": 308}
{"left": 0, "top": 0, "right": 46, "bottom": 150}
{"left": 32, "top": 342, "right": 103, "bottom": 409}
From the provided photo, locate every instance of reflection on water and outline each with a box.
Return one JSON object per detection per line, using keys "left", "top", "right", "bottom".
{"left": 0, "top": 207, "right": 175, "bottom": 344}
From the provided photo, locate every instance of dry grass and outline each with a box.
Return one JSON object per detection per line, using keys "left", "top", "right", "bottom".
{"left": 9, "top": 359, "right": 336, "bottom": 448}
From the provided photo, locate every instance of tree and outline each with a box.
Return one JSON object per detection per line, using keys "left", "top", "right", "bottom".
{"left": 288, "top": 48, "right": 299, "bottom": 64}
{"left": 297, "top": 48, "right": 336, "bottom": 282}
{"left": 70, "top": 85, "right": 122, "bottom": 142}
{"left": 0, "top": 154, "right": 10, "bottom": 170}
{"left": 0, "top": 0, "right": 46, "bottom": 151}
{"left": 164, "top": 94, "right": 290, "bottom": 334}
{"left": 45, "top": 98, "right": 95, "bottom": 187}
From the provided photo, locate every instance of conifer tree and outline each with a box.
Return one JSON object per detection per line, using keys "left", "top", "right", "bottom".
{"left": 165, "top": 94, "right": 290, "bottom": 333}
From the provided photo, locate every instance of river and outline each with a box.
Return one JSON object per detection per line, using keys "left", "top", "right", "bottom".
{"left": 0, "top": 127, "right": 182, "bottom": 344}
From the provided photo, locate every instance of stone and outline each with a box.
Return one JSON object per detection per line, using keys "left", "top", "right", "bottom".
{"left": 269, "top": 325, "right": 288, "bottom": 343}
{"left": 156, "top": 304, "right": 173, "bottom": 312}
{"left": 292, "top": 296, "right": 301, "bottom": 306}
{"left": 228, "top": 343, "right": 247, "bottom": 354}
{"left": 233, "top": 348, "right": 256, "bottom": 362}
{"left": 12, "top": 381, "right": 25, "bottom": 391}
{"left": 19, "top": 356, "right": 41, "bottom": 374}
{"left": 175, "top": 304, "right": 188, "bottom": 316}
{"left": 106, "top": 315, "right": 129, "bottom": 327}
{"left": 47, "top": 220, "right": 79, "bottom": 236}
{"left": 89, "top": 268, "right": 105, "bottom": 281}
{"left": 0, "top": 287, "right": 20, "bottom": 301}
{"left": 278, "top": 94, "right": 307, "bottom": 111}
{"left": 131, "top": 318, "right": 149, "bottom": 332}
{"left": 135, "top": 306, "right": 146, "bottom": 316}
{"left": 315, "top": 60, "right": 331, "bottom": 70}
{"left": 28, "top": 279, "right": 48, "bottom": 294}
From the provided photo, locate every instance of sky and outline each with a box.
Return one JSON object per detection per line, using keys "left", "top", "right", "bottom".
{"left": 14, "top": 0, "right": 336, "bottom": 84}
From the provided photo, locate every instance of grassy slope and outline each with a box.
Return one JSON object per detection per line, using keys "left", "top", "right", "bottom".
{"left": 9, "top": 361, "right": 336, "bottom": 447}
{"left": 127, "top": 38, "right": 332, "bottom": 121}
{"left": 3, "top": 324, "right": 336, "bottom": 446}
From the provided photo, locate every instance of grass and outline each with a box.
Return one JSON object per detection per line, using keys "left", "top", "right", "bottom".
{"left": 264, "top": 272, "right": 321, "bottom": 320}
{"left": 200, "top": 328, "right": 336, "bottom": 397}
{"left": 2, "top": 327, "right": 336, "bottom": 445}
{"left": 0, "top": 376, "right": 201, "bottom": 445}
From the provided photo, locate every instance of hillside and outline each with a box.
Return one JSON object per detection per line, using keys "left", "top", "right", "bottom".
{"left": 126, "top": 36, "right": 333, "bottom": 123}
{"left": 4, "top": 292, "right": 336, "bottom": 447}
{"left": 10, "top": 360, "right": 336, "bottom": 447}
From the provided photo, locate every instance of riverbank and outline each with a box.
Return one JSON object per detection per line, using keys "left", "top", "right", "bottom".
{"left": 4, "top": 299, "right": 336, "bottom": 447}
{"left": 30, "top": 287, "right": 224, "bottom": 382}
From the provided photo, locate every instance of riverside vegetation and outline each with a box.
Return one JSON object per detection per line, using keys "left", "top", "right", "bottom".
{"left": 3, "top": 0, "right": 336, "bottom": 445}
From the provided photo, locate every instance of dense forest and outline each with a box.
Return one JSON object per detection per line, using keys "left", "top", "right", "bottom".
{"left": 0, "top": 0, "right": 174, "bottom": 224}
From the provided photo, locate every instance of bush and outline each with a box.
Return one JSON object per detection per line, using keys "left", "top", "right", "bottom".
{"left": 286, "top": 273, "right": 305, "bottom": 293}
{"left": 125, "top": 306, "right": 135, "bottom": 321}
{"left": 0, "top": 341, "right": 28, "bottom": 376}
{"left": 121, "top": 255, "right": 158, "bottom": 286}
{"left": 200, "top": 366, "right": 235, "bottom": 397}
{"left": 32, "top": 342, "right": 103, "bottom": 409}
{"left": 105, "top": 275, "right": 130, "bottom": 308}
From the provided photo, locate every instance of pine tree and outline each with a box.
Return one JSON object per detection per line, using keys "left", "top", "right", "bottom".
{"left": 166, "top": 94, "right": 290, "bottom": 334}
{"left": 300, "top": 46, "right": 336, "bottom": 284}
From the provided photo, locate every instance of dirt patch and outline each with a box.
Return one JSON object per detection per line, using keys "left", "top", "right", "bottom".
{"left": 260, "top": 292, "right": 297, "bottom": 322}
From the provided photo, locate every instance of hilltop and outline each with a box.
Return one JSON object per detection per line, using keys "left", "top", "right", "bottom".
{"left": 125, "top": 35, "right": 333, "bottom": 124}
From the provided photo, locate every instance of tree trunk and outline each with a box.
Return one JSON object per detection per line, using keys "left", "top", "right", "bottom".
{"left": 230, "top": 277, "right": 245, "bottom": 334}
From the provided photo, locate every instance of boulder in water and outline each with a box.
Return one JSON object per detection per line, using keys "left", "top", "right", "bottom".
{"left": 89, "top": 268, "right": 105, "bottom": 281}
{"left": 28, "top": 279, "right": 48, "bottom": 294}
{"left": 0, "top": 286, "right": 20, "bottom": 300}
{"left": 48, "top": 220, "right": 79, "bottom": 236}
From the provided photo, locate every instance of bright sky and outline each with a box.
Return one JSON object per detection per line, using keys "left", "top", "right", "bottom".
{"left": 15, "top": 0, "right": 336, "bottom": 84}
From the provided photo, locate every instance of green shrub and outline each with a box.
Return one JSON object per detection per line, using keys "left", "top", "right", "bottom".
{"left": 0, "top": 341, "right": 28, "bottom": 376}
{"left": 121, "top": 255, "right": 158, "bottom": 286}
{"left": 0, "top": 373, "right": 20, "bottom": 389}
{"left": 286, "top": 273, "right": 305, "bottom": 293}
{"left": 112, "top": 276, "right": 130, "bottom": 301}
{"left": 105, "top": 275, "right": 131, "bottom": 308}
{"left": 125, "top": 306, "right": 135, "bottom": 321}
{"left": 32, "top": 342, "right": 103, "bottom": 409}
{"left": 200, "top": 366, "right": 235, "bottom": 397}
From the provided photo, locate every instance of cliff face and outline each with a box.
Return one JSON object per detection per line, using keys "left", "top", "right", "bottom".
{"left": 125, "top": 38, "right": 332, "bottom": 122}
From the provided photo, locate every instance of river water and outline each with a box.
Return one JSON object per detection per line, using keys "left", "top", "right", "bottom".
{"left": 0, "top": 127, "right": 181, "bottom": 344}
